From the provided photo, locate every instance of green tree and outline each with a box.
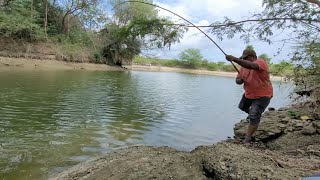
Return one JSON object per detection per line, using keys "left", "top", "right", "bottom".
{"left": 258, "top": 53, "right": 272, "bottom": 65}
{"left": 179, "top": 48, "right": 203, "bottom": 68}
{"left": 208, "top": 0, "right": 320, "bottom": 99}
{"left": 245, "top": 45, "right": 254, "bottom": 50}
{"left": 97, "top": 0, "right": 185, "bottom": 66}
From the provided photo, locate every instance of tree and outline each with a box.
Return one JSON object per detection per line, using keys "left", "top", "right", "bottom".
{"left": 245, "top": 45, "right": 254, "bottom": 50}
{"left": 179, "top": 48, "right": 203, "bottom": 68}
{"left": 258, "top": 53, "right": 272, "bottom": 65}
{"left": 97, "top": 0, "right": 186, "bottom": 66}
{"left": 208, "top": 0, "right": 320, "bottom": 99}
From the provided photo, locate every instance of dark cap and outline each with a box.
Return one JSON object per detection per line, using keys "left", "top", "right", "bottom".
{"left": 240, "top": 49, "right": 257, "bottom": 59}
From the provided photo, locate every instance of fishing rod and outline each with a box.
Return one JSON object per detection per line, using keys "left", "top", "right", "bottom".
{"left": 113, "top": 0, "right": 240, "bottom": 74}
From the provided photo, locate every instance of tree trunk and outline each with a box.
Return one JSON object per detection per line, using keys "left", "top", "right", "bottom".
{"left": 44, "top": 0, "right": 48, "bottom": 39}
{"left": 30, "top": 0, "right": 33, "bottom": 19}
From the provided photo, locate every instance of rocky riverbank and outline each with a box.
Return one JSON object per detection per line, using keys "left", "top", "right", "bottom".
{"left": 51, "top": 102, "right": 320, "bottom": 180}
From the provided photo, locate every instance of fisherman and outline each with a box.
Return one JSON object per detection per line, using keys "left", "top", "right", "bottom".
{"left": 225, "top": 49, "right": 273, "bottom": 144}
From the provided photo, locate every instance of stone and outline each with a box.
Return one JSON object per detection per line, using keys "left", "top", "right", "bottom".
{"left": 280, "top": 117, "right": 291, "bottom": 123}
{"left": 312, "top": 121, "right": 320, "bottom": 129}
{"left": 302, "top": 125, "right": 317, "bottom": 135}
{"left": 268, "top": 107, "right": 275, "bottom": 111}
{"left": 295, "top": 123, "right": 304, "bottom": 127}
{"left": 278, "top": 107, "right": 288, "bottom": 111}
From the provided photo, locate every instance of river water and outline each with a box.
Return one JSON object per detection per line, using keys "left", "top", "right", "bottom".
{"left": 0, "top": 70, "right": 293, "bottom": 179}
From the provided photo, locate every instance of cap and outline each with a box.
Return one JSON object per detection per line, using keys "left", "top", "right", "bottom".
{"left": 240, "top": 49, "right": 257, "bottom": 59}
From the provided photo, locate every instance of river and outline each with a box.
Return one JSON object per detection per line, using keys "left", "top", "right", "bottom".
{"left": 0, "top": 70, "right": 293, "bottom": 179}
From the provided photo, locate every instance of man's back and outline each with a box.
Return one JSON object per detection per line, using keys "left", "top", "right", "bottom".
{"left": 238, "top": 58, "right": 273, "bottom": 99}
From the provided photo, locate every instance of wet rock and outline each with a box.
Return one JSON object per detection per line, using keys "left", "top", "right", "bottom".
{"left": 302, "top": 125, "right": 317, "bottom": 135}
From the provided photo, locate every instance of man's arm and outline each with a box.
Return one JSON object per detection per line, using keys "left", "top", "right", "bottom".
{"left": 226, "top": 55, "right": 259, "bottom": 70}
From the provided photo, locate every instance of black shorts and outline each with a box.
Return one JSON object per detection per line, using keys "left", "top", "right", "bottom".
{"left": 238, "top": 94, "right": 271, "bottom": 125}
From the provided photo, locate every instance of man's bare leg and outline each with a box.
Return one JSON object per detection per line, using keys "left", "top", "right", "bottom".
{"left": 244, "top": 124, "right": 258, "bottom": 142}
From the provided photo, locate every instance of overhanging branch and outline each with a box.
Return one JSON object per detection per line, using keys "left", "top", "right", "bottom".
{"left": 145, "top": 17, "right": 320, "bottom": 28}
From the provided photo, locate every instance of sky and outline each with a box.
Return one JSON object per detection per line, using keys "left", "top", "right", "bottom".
{"left": 139, "top": 0, "right": 294, "bottom": 63}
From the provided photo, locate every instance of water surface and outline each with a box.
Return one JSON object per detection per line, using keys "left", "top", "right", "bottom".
{"left": 0, "top": 70, "right": 293, "bottom": 179}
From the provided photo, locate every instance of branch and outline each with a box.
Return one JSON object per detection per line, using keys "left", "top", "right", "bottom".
{"left": 306, "top": 0, "right": 320, "bottom": 8}
{"left": 135, "top": 17, "right": 320, "bottom": 28}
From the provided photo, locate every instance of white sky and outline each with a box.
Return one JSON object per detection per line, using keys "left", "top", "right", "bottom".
{"left": 144, "top": 0, "right": 293, "bottom": 63}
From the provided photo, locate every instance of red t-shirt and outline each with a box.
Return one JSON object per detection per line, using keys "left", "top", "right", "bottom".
{"left": 237, "top": 58, "right": 273, "bottom": 99}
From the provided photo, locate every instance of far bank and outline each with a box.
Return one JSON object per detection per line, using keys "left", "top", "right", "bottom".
{"left": 126, "top": 65, "right": 286, "bottom": 82}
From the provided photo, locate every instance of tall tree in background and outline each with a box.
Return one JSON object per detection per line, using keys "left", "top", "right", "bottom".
{"left": 179, "top": 48, "right": 203, "bottom": 68}
{"left": 97, "top": 0, "right": 186, "bottom": 66}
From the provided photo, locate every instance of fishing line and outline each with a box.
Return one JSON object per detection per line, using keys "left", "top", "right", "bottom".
{"left": 113, "top": 0, "right": 240, "bottom": 73}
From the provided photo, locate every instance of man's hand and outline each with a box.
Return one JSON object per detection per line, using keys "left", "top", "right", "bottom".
{"left": 226, "top": 55, "right": 237, "bottom": 62}
{"left": 236, "top": 77, "right": 244, "bottom": 85}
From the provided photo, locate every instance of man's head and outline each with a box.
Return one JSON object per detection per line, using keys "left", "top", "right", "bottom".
{"left": 240, "top": 49, "right": 257, "bottom": 62}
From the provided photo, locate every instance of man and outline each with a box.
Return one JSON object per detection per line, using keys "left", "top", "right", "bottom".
{"left": 225, "top": 49, "right": 273, "bottom": 144}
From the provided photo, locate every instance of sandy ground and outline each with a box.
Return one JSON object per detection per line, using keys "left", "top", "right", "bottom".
{"left": 0, "top": 57, "right": 123, "bottom": 71}
{"left": 126, "top": 65, "right": 286, "bottom": 82}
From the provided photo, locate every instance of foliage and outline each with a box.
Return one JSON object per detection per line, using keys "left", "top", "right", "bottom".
{"left": 98, "top": 0, "right": 186, "bottom": 66}
{"left": 0, "top": 0, "right": 45, "bottom": 40}
{"left": 245, "top": 45, "right": 254, "bottom": 50}
{"left": 178, "top": 48, "right": 203, "bottom": 68}
{"left": 258, "top": 53, "right": 272, "bottom": 65}
{"left": 208, "top": 0, "right": 320, "bottom": 99}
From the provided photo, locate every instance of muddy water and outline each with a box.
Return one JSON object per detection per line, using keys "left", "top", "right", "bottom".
{"left": 0, "top": 70, "right": 292, "bottom": 179}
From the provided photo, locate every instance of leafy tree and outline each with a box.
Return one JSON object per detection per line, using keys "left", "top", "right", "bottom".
{"left": 245, "top": 45, "right": 254, "bottom": 50}
{"left": 208, "top": 0, "right": 320, "bottom": 99}
{"left": 179, "top": 48, "right": 203, "bottom": 68}
{"left": 97, "top": 0, "right": 186, "bottom": 66}
{"left": 258, "top": 53, "right": 272, "bottom": 65}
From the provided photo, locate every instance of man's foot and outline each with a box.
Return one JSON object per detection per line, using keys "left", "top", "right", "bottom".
{"left": 242, "top": 139, "right": 253, "bottom": 146}
{"left": 246, "top": 115, "right": 250, "bottom": 122}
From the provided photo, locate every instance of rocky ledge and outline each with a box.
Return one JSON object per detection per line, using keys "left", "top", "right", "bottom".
{"left": 51, "top": 104, "right": 320, "bottom": 180}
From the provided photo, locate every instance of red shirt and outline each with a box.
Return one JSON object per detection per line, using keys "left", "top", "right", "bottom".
{"left": 237, "top": 58, "right": 273, "bottom": 99}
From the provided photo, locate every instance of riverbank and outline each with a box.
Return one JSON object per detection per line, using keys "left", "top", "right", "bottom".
{"left": 126, "top": 65, "right": 286, "bottom": 82}
{"left": 0, "top": 57, "right": 286, "bottom": 81}
{"left": 0, "top": 57, "right": 123, "bottom": 71}
{"left": 51, "top": 103, "right": 320, "bottom": 180}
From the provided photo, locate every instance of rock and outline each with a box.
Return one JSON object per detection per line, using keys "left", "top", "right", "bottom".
{"left": 295, "top": 123, "right": 304, "bottom": 127}
{"left": 312, "top": 121, "right": 320, "bottom": 129}
{"left": 234, "top": 117, "right": 284, "bottom": 141}
{"left": 278, "top": 107, "right": 288, "bottom": 111}
{"left": 317, "top": 129, "right": 320, "bottom": 135}
{"left": 302, "top": 125, "right": 317, "bottom": 135}
{"left": 268, "top": 107, "right": 275, "bottom": 111}
{"left": 280, "top": 117, "right": 291, "bottom": 123}
{"left": 278, "top": 124, "right": 286, "bottom": 128}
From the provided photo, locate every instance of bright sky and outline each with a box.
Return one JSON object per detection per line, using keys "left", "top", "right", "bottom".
{"left": 143, "top": 0, "right": 293, "bottom": 63}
